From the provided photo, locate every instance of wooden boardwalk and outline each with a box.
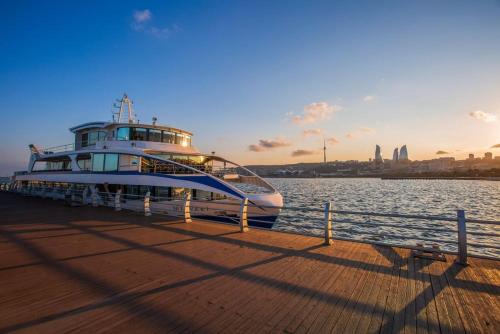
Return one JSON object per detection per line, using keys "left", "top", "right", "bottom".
{"left": 0, "top": 192, "right": 498, "bottom": 333}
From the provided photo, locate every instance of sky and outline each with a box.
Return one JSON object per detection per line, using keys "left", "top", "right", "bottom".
{"left": 1, "top": 0, "right": 500, "bottom": 175}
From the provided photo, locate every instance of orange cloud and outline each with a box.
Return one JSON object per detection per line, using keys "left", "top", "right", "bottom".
{"left": 326, "top": 137, "right": 339, "bottom": 145}
{"left": 290, "top": 102, "right": 342, "bottom": 125}
{"left": 291, "top": 149, "right": 317, "bottom": 157}
{"left": 469, "top": 110, "right": 497, "bottom": 123}
{"left": 302, "top": 129, "right": 322, "bottom": 137}
{"left": 248, "top": 138, "right": 291, "bottom": 152}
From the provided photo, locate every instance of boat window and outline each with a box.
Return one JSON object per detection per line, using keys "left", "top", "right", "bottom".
{"left": 98, "top": 131, "right": 107, "bottom": 141}
{"left": 92, "top": 153, "right": 118, "bottom": 172}
{"left": 119, "top": 154, "right": 139, "bottom": 171}
{"left": 33, "top": 157, "right": 71, "bottom": 171}
{"left": 77, "top": 153, "right": 91, "bottom": 171}
{"left": 32, "top": 161, "right": 48, "bottom": 171}
{"left": 174, "top": 133, "right": 182, "bottom": 145}
{"left": 162, "top": 131, "right": 175, "bottom": 143}
{"left": 88, "top": 132, "right": 98, "bottom": 146}
{"left": 182, "top": 134, "right": 190, "bottom": 147}
{"left": 117, "top": 127, "right": 130, "bottom": 141}
{"left": 149, "top": 129, "right": 161, "bottom": 142}
{"left": 81, "top": 130, "right": 107, "bottom": 147}
{"left": 104, "top": 154, "right": 118, "bottom": 171}
{"left": 81, "top": 133, "right": 89, "bottom": 147}
{"left": 92, "top": 153, "right": 105, "bottom": 172}
{"left": 130, "top": 128, "right": 148, "bottom": 141}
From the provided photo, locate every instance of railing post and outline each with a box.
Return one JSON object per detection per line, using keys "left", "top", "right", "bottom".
{"left": 324, "top": 201, "right": 333, "bottom": 245}
{"left": 239, "top": 198, "right": 249, "bottom": 232}
{"left": 115, "top": 189, "right": 122, "bottom": 211}
{"left": 183, "top": 192, "right": 192, "bottom": 223}
{"left": 456, "top": 210, "right": 468, "bottom": 265}
{"left": 144, "top": 191, "right": 151, "bottom": 216}
{"left": 91, "top": 186, "right": 99, "bottom": 207}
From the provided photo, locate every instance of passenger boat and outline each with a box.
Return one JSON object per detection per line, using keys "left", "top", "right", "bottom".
{"left": 12, "top": 94, "right": 283, "bottom": 228}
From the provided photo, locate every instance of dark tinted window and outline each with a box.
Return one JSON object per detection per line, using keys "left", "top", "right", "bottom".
{"left": 162, "top": 131, "right": 175, "bottom": 143}
{"left": 149, "top": 129, "right": 161, "bottom": 142}
{"left": 131, "top": 128, "right": 147, "bottom": 141}
{"left": 81, "top": 133, "right": 89, "bottom": 147}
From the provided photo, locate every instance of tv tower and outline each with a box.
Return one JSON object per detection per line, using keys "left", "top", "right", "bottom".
{"left": 323, "top": 139, "right": 326, "bottom": 163}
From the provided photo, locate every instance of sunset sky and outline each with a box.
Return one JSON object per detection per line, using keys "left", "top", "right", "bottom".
{"left": 1, "top": 0, "right": 500, "bottom": 175}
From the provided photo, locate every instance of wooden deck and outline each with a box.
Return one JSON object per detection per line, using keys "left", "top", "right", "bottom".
{"left": 0, "top": 192, "right": 498, "bottom": 333}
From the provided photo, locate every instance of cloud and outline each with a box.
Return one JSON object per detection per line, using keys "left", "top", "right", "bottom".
{"left": 326, "top": 137, "right": 339, "bottom": 145}
{"left": 133, "top": 9, "right": 151, "bottom": 23}
{"left": 302, "top": 129, "right": 322, "bottom": 137}
{"left": 359, "top": 127, "right": 375, "bottom": 133}
{"left": 363, "top": 95, "right": 376, "bottom": 102}
{"left": 291, "top": 149, "right": 316, "bottom": 157}
{"left": 290, "top": 102, "right": 342, "bottom": 125}
{"left": 491, "top": 143, "right": 500, "bottom": 149}
{"left": 345, "top": 127, "right": 376, "bottom": 139}
{"left": 131, "top": 9, "right": 180, "bottom": 39}
{"left": 469, "top": 110, "right": 497, "bottom": 123}
{"left": 248, "top": 138, "right": 291, "bottom": 152}
{"left": 436, "top": 150, "right": 450, "bottom": 155}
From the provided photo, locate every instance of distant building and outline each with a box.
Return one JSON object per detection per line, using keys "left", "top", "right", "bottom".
{"left": 393, "top": 148, "right": 399, "bottom": 161}
{"left": 375, "top": 145, "right": 383, "bottom": 162}
{"left": 469, "top": 153, "right": 474, "bottom": 159}
{"left": 484, "top": 152, "right": 493, "bottom": 160}
{"left": 399, "top": 145, "right": 409, "bottom": 160}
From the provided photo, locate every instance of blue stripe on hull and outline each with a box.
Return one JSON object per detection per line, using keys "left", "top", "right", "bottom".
{"left": 192, "top": 215, "right": 277, "bottom": 229}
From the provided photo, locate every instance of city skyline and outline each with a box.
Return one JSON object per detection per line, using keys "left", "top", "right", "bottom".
{"left": 1, "top": 1, "right": 500, "bottom": 175}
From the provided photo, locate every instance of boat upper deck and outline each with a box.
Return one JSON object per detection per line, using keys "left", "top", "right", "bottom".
{"left": 0, "top": 192, "right": 498, "bottom": 333}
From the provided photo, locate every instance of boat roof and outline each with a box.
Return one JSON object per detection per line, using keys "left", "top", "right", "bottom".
{"left": 69, "top": 122, "right": 110, "bottom": 133}
{"left": 69, "top": 121, "right": 193, "bottom": 136}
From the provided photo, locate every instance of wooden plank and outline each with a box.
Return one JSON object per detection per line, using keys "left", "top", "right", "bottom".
{"left": 291, "top": 243, "right": 365, "bottom": 334}
{"left": 413, "top": 257, "right": 430, "bottom": 334}
{"left": 350, "top": 246, "right": 397, "bottom": 333}
{"left": 378, "top": 247, "right": 406, "bottom": 334}
{"left": 328, "top": 247, "right": 386, "bottom": 333}
{"left": 264, "top": 242, "right": 365, "bottom": 333}
{"left": 404, "top": 253, "right": 417, "bottom": 334}
{"left": 307, "top": 246, "right": 377, "bottom": 333}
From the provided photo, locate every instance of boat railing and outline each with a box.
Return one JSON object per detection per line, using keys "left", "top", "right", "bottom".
{"left": 40, "top": 143, "right": 76, "bottom": 154}
{"left": 2, "top": 184, "right": 499, "bottom": 263}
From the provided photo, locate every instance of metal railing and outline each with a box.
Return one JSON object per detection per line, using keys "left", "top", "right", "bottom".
{"left": 2, "top": 183, "right": 499, "bottom": 264}
{"left": 41, "top": 143, "right": 76, "bottom": 154}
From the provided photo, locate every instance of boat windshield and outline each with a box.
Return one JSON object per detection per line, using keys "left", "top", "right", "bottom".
{"left": 149, "top": 153, "right": 275, "bottom": 194}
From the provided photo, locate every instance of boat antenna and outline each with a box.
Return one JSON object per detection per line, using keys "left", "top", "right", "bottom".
{"left": 112, "top": 93, "right": 135, "bottom": 123}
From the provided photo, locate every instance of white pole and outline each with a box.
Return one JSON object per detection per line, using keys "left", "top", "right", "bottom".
{"left": 184, "top": 192, "right": 192, "bottom": 223}
{"left": 324, "top": 202, "right": 333, "bottom": 245}
{"left": 239, "top": 198, "right": 249, "bottom": 232}
{"left": 115, "top": 189, "right": 122, "bottom": 211}
{"left": 144, "top": 191, "right": 151, "bottom": 216}
{"left": 456, "top": 210, "right": 468, "bottom": 265}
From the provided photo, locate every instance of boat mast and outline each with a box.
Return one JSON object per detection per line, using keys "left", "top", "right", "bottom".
{"left": 113, "top": 93, "right": 135, "bottom": 123}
